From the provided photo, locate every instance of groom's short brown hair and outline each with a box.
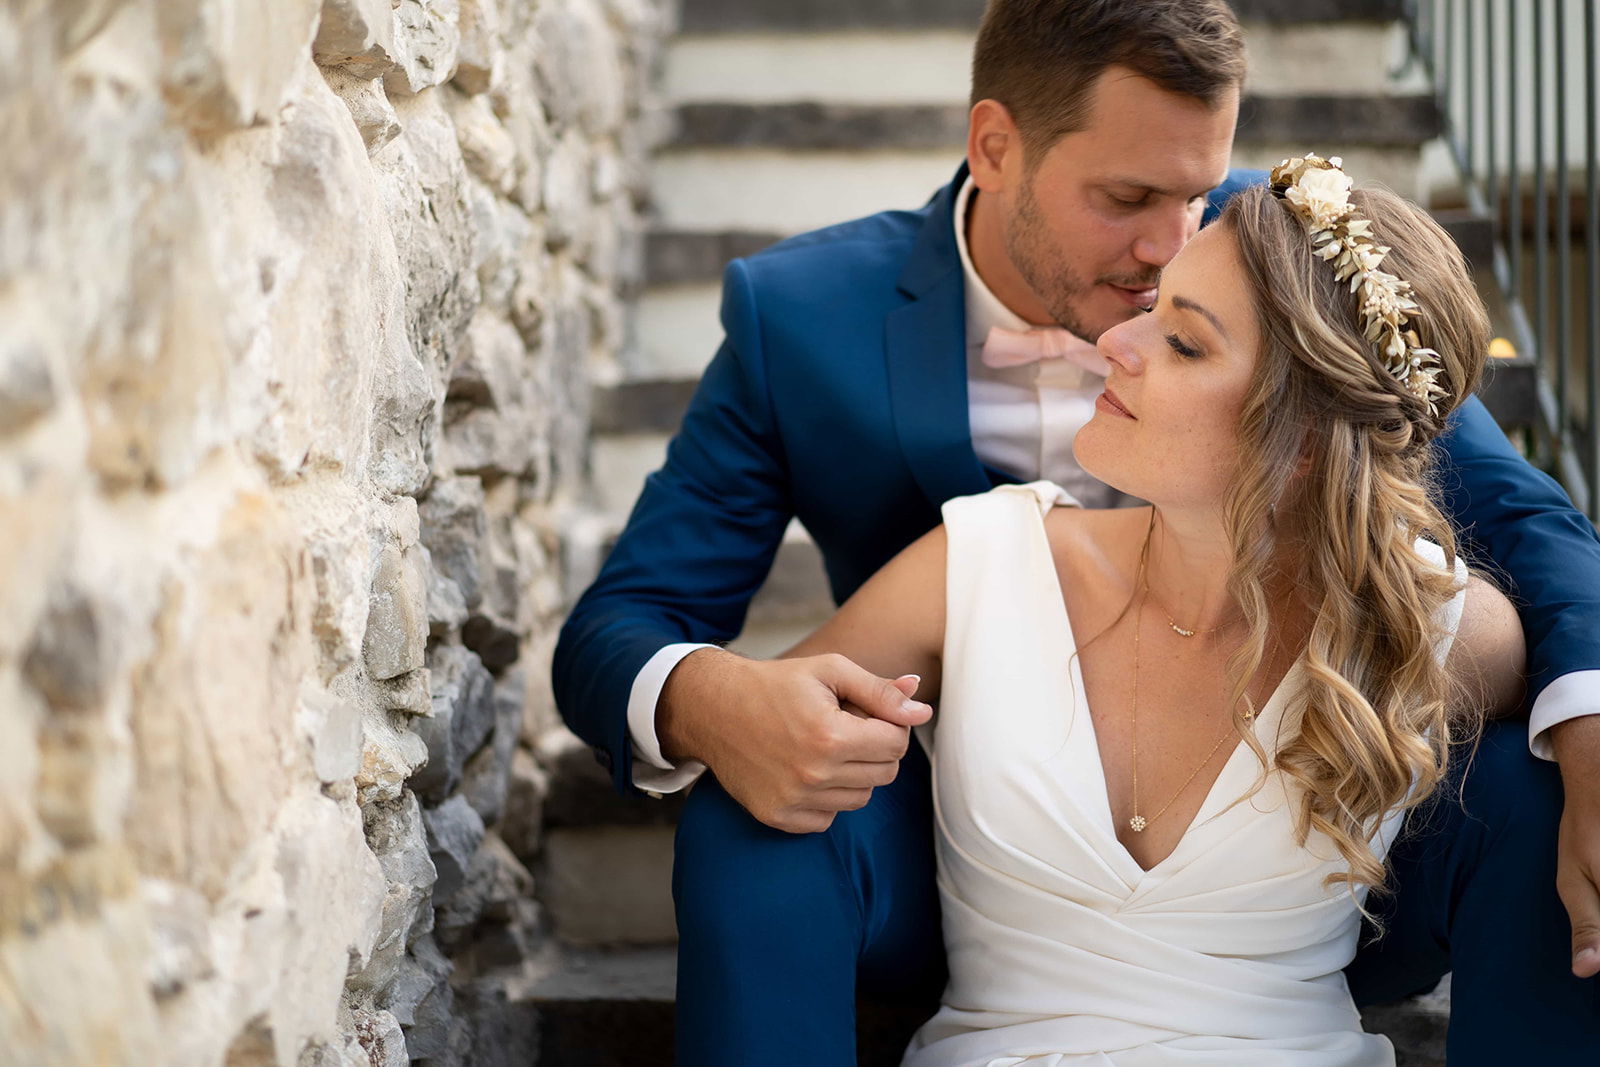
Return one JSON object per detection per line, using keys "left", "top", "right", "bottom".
{"left": 971, "top": 0, "right": 1245, "bottom": 157}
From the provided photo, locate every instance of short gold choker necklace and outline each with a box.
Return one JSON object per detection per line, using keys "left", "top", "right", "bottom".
{"left": 1140, "top": 513, "right": 1241, "bottom": 639}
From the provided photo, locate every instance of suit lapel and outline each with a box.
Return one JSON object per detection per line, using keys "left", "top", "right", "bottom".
{"left": 886, "top": 166, "right": 992, "bottom": 509}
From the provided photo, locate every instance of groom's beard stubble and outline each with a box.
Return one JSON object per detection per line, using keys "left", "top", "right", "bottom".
{"left": 1006, "top": 177, "right": 1161, "bottom": 344}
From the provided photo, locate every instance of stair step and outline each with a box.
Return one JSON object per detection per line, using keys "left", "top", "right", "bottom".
{"left": 667, "top": 96, "right": 1440, "bottom": 152}
{"left": 516, "top": 947, "right": 1448, "bottom": 1065}
{"left": 642, "top": 230, "right": 785, "bottom": 294}
{"left": 676, "top": 0, "right": 1407, "bottom": 34}
{"left": 664, "top": 23, "right": 1414, "bottom": 108}
{"left": 650, "top": 146, "right": 1425, "bottom": 236}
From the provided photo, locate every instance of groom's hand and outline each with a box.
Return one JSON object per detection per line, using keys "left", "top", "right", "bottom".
{"left": 1553, "top": 714, "right": 1600, "bottom": 978}
{"left": 657, "top": 648, "right": 932, "bottom": 834}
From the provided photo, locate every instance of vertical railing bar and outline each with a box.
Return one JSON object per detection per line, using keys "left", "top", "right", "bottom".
{"left": 1486, "top": 0, "right": 1500, "bottom": 238}
{"left": 1465, "top": 0, "right": 1478, "bottom": 182}
{"left": 1508, "top": 1, "right": 1522, "bottom": 301}
{"left": 1557, "top": 0, "right": 1573, "bottom": 449}
{"left": 1534, "top": 0, "right": 1553, "bottom": 462}
{"left": 1585, "top": 0, "right": 1599, "bottom": 515}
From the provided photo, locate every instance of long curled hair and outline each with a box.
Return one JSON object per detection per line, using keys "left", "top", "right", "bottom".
{"left": 1217, "top": 183, "right": 1490, "bottom": 897}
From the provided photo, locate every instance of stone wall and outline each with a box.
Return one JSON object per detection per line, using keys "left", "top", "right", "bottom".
{"left": 0, "top": 0, "right": 667, "bottom": 1063}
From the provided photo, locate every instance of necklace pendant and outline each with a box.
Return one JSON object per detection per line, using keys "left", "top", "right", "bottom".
{"left": 1169, "top": 622, "right": 1196, "bottom": 637}
{"left": 1129, "top": 815, "right": 1147, "bottom": 833}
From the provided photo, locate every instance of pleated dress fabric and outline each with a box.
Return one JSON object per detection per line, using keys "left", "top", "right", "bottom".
{"left": 904, "top": 482, "right": 1466, "bottom": 1067}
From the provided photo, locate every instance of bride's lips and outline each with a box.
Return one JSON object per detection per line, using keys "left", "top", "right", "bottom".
{"left": 1097, "top": 386, "right": 1136, "bottom": 419}
{"left": 1109, "top": 283, "right": 1159, "bottom": 308}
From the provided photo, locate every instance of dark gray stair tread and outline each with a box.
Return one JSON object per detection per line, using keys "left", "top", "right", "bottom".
{"left": 668, "top": 96, "right": 1440, "bottom": 152}
{"left": 543, "top": 731, "right": 687, "bottom": 828}
{"left": 678, "top": 0, "right": 1405, "bottom": 34}
{"left": 592, "top": 377, "right": 701, "bottom": 436}
{"left": 644, "top": 230, "right": 783, "bottom": 291}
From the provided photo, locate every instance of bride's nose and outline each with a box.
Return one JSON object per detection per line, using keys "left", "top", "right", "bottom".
{"left": 1097, "top": 317, "right": 1146, "bottom": 376}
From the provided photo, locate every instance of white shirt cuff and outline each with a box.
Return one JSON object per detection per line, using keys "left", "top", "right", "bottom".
{"left": 627, "top": 642, "right": 716, "bottom": 793}
{"left": 1528, "top": 669, "right": 1600, "bottom": 761}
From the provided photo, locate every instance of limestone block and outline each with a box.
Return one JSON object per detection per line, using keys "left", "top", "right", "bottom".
{"left": 542, "top": 128, "right": 592, "bottom": 252}
{"left": 499, "top": 747, "right": 547, "bottom": 867}
{"left": 377, "top": 930, "right": 451, "bottom": 1028}
{"left": 532, "top": 0, "right": 625, "bottom": 135}
{"left": 378, "top": 666, "right": 432, "bottom": 716}
{"left": 366, "top": 334, "right": 436, "bottom": 498}
{"left": 489, "top": 60, "right": 550, "bottom": 214}
{"left": 350, "top": 1007, "right": 408, "bottom": 1067}
{"left": 313, "top": 0, "right": 399, "bottom": 80}
{"left": 266, "top": 792, "right": 387, "bottom": 1056}
{"left": 376, "top": 91, "right": 479, "bottom": 381}
{"left": 298, "top": 684, "right": 365, "bottom": 784}
{"left": 356, "top": 709, "right": 430, "bottom": 804}
{"left": 21, "top": 580, "right": 116, "bottom": 714}
{"left": 385, "top": 0, "right": 463, "bottom": 98}
{"left": 125, "top": 497, "right": 307, "bottom": 900}
{"left": 412, "top": 643, "right": 496, "bottom": 802}
{"left": 466, "top": 180, "right": 534, "bottom": 312}
{"left": 425, "top": 556, "right": 471, "bottom": 637}
{"left": 158, "top": 0, "right": 323, "bottom": 133}
{"left": 453, "top": 0, "right": 502, "bottom": 95}
{"left": 446, "top": 88, "right": 516, "bottom": 195}
{"left": 434, "top": 832, "right": 533, "bottom": 952}
{"left": 460, "top": 666, "right": 523, "bottom": 826}
{"left": 351, "top": 793, "right": 435, "bottom": 998}
{"left": 402, "top": 967, "right": 460, "bottom": 1060}
{"left": 419, "top": 476, "right": 488, "bottom": 611}
{"left": 363, "top": 544, "right": 428, "bottom": 681}
{"left": 0, "top": 339, "right": 56, "bottom": 437}
{"left": 304, "top": 521, "right": 370, "bottom": 682}
{"left": 0, "top": 845, "right": 164, "bottom": 1064}
{"left": 322, "top": 67, "right": 403, "bottom": 155}
{"left": 423, "top": 794, "right": 486, "bottom": 901}
{"left": 142, "top": 878, "right": 216, "bottom": 1000}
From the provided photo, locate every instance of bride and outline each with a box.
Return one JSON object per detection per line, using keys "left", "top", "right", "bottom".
{"left": 780, "top": 156, "right": 1526, "bottom": 1065}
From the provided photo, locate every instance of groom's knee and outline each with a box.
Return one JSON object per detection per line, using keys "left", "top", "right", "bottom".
{"left": 673, "top": 775, "right": 860, "bottom": 943}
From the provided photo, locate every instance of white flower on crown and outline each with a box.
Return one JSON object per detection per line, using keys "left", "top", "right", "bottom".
{"left": 1284, "top": 164, "right": 1354, "bottom": 232}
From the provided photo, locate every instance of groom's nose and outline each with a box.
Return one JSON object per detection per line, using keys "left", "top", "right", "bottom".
{"left": 1130, "top": 200, "right": 1193, "bottom": 269}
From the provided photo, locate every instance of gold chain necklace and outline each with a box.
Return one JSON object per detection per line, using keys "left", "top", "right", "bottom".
{"left": 1127, "top": 511, "right": 1250, "bottom": 835}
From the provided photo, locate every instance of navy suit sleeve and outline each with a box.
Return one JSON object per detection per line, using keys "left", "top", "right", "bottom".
{"left": 1436, "top": 395, "right": 1600, "bottom": 703}
{"left": 552, "top": 259, "right": 795, "bottom": 793}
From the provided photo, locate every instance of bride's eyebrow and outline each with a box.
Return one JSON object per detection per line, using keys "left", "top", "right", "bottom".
{"left": 1170, "top": 295, "right": 1230, "bottom": 342}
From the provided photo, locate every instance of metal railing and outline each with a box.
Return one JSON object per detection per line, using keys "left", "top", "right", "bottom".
{"left": 1406, "top": 0, "right": 1600, "bottom": 521}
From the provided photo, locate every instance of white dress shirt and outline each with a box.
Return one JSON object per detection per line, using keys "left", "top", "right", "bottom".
{"left": 623, "top": 178, "right": 1593, "bottom": 791}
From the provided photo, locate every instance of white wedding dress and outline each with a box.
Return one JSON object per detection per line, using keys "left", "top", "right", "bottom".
{"left": 903, "top": 482, "right": 1466, "bottom": 1067}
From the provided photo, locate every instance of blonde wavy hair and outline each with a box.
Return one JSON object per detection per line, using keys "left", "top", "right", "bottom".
{"left": 1217, "top": 183, "right": 1491, "bottom": 898}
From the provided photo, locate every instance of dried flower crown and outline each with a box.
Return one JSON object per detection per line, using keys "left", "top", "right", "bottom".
{"left": 1269, "top": 153, "right": 1446, "bottom": 416}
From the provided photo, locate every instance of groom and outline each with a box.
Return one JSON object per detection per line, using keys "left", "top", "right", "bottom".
{"left": 555, "top": 0, "right": 1600, "bottom": 1062}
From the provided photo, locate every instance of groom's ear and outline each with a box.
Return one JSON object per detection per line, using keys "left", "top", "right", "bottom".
{"left": 967, "top": 99, "right": 1021, "bottom": 193}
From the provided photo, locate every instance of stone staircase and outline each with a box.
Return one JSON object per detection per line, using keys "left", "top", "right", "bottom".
{"left": 528, "top": 1, "right": 1486, "bottom": 1062}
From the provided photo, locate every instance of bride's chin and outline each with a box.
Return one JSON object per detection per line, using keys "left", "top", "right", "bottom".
{"left": 1071, "top": 439, "right": 1127, "bottom": 495}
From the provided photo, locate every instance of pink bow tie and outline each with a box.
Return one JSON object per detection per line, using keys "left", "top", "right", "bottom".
{"left": 980, "top": 325, "right": 1111, "bottom": 376}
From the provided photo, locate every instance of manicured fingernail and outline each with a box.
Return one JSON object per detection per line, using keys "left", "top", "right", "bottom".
{"left": 901, "top": 699, "right": 931, "bottom": 715}
{"left": 902, "top": 673, "right": 922, "bottom": 687}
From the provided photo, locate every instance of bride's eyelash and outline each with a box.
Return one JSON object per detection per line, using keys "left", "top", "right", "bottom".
{"left": 1165, "top": 333, "right": 1202, "bottom": 360}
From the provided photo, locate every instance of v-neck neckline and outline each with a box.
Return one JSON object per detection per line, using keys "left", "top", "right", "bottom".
{"left": 1020, "top": 488, "right": 1303, "bottom": 885}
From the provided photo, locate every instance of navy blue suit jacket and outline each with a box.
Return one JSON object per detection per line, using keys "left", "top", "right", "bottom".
{"left": 554, "top": 164, "right": 1600, "bottom": 794}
